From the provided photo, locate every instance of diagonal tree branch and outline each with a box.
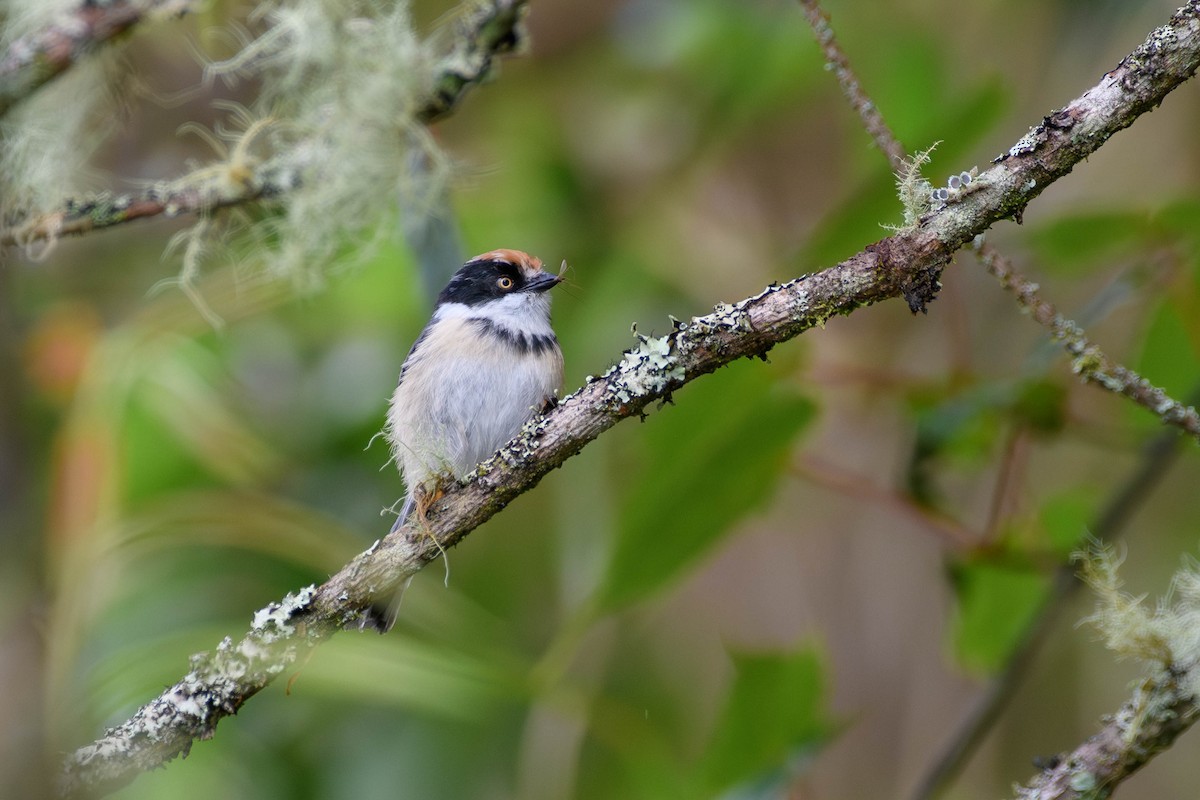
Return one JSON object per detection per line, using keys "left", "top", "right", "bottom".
{"left": 801, "top": 0, "right": 1200, "bottom": 441}
{"left": 0, "top": 0, "right": 193, "bottom": 120}
{"left": 60, "top": 1, "right": 1200, "bottom": 797}
{"left": 1010, "top": 672, "right": 1199, "bottom": 800}
{"left": 0, "top": 0, "right": 529, "bottom": 248}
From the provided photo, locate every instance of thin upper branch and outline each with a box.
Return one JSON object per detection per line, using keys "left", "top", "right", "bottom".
{"left": 0, "top": 0, "right": 530, "bottom": 248}
{"left": 797, "top": 0, "right": 907, "bottom": 171}
{"left": 59, "top": 4, "right": 1200, "bottom": 795}
{"left": 0, "top": 0, "right": 192, "bottom": 119}
{"left": 976, "top": 241, "right": 1200, "bottom": 440}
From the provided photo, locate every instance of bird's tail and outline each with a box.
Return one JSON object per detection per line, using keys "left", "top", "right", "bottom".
{"left": 353, "top": 494, "right": 415, "bottom": 633}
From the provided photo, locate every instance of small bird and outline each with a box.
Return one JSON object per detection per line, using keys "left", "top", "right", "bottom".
{"left": 364, "top": 249, "right": 564, "bottom": 631}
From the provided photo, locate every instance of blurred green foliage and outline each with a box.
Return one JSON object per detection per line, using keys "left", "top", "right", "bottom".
{"left": 949, "top": 558, "right": 1050, "bottom": 675}
{"left": 701, "top": 648, "right": 831, "bottom": 792}
{"left": 601, "top": 360, "right": 816, "bottom": 611}
{"left": 3, "top": 0, "right": 1200, "bottom": 798}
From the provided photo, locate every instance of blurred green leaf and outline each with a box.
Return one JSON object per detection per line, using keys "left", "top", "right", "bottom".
{"left": 617, "top": 0, "right": 820, "bottom": 142}
{"left": 1039, "top": 489, "right": 1096, "bottom": 557}
{"left": 1154, "top": 198, "right": 1200, "bottom": 243}
{"left": 702, "top": 648, "right": 833, "bottom": 793}
{"left": 1133, "top": 303, "right": 1200, "bottom": 424}
{"left": 116, "top": 336, "right": 282, "bottom": 506}
{"left": 298, "top": 634, "right": 521, "bottom": 721}
{"left": 906, "top": 386, "right": 1003, "bottom": 505}
{"left": 906, "top": 378, "right": 1065, "bottom": 508}
{"left": 1027, "top": 211, "right": 1151, "bottom": 273}
{"left": 598, "top": 362, "right": 815, "bottom": 610}
{"left": 1012, "top": 379, "right": 1067, "bottom": 435}
{"left": 950, "top": 559, "right": 1049, "bottom": 674}
{"left": 867, "top": 37, "right": 1007, "bottom": 162}
{"left": 121, "top": 399, "right": 212, "bottom": 505}
{"left": 112, "top": 491, "right": 363, "bottom": 572}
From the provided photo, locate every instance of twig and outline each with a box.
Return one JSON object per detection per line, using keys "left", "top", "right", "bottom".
{"left": 976, "top": 241, "right": 1200, "bottom": 441}
{"left": 981, "top": 428, "right": 1029, "bottom": 543}
{"left": 58, "top": 6, "right": 1200, "bottom": 793}
{"left": 797, "top": 0, "right": 907, "bottom": 171}
{"left": 0, "top": 0, "right": 530, "bottom": 248}
{"left": 0, "top": 0, "right": 192, "bottom": 119}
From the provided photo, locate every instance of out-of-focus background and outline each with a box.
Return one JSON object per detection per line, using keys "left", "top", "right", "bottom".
{"left": 3, "top": 0, "right": 1200, "bottom": 797}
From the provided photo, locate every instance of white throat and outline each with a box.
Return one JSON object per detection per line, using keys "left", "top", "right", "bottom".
{"left": 435, "top": 292, "right": 554, "bottom": 338}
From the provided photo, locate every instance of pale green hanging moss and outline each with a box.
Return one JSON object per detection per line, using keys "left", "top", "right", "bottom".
{"left": 1078, "top": 544, "right": 1200, "bottom": 700}
{"left": 3, "top": 0, "right": 499, "bottom": 299}
{"left": 188, "top": 0, "right": 455, "bottom": 288}
{"left": 883, "top": 141, "right": 938, "bottom": 233}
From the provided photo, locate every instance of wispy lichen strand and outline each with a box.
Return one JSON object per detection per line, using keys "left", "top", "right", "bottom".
{"left": 1, "top": 0, "right": 532, "bottom": 287}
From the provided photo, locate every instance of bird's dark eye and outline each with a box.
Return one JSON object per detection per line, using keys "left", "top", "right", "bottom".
{"left": 497, "top": 276, "right": 514, "bottom": 290}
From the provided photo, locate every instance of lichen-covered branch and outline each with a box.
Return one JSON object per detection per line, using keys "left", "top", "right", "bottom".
{"left": 421, "top": 0, "right": 529, "bottom": 123}
{"left": 1011, "top": 547, "right": 1200, "bottom": 800}
{"left": 0, "top": 0, "right": 192, "bottom": 119}
{"left": 58, "top": 5, "right": 1200, "bottom": 794}
{"left": 0, "top": 0, "right": 530, "bottom": 248}
{"left": 977, "top": 241, "right": 1200, "bottom": 441}
{"left": 1012, "top": 669, "right": 1198, "bottom": 800}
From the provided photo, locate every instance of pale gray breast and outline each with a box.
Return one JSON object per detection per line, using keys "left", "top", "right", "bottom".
{"left": 390, "top": 315, "right": 561, "bottom": 480}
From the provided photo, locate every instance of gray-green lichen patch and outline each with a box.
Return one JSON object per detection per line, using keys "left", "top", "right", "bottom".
{"left": 495, "top": 414, "right": 555, "bottom": 467}
{"left": 1067, "top": 769, "right": 1098, "bottom": 793}
{"left": 603, "top": 331, "right": 686, "bottom": 407}
{"left": 468, "top": 411, "right": 557, "bottom": 480}
{"left": 251, "top": 584, "right": 316, "bottom": 640}
{"left": 1002, "top": 124, "right": 1047, "bottom": 160}
{"left": 601, "top": 284, "right": 803, "bottom": 409}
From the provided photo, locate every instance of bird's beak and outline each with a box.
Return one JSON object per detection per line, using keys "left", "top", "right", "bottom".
{"left": 524, "top": 270, "right": 562, "bottom": 293}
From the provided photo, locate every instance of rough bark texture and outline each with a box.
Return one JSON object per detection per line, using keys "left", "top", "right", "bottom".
{"left": 1013, "top": 671, "right": 1200, "bottom": 800}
